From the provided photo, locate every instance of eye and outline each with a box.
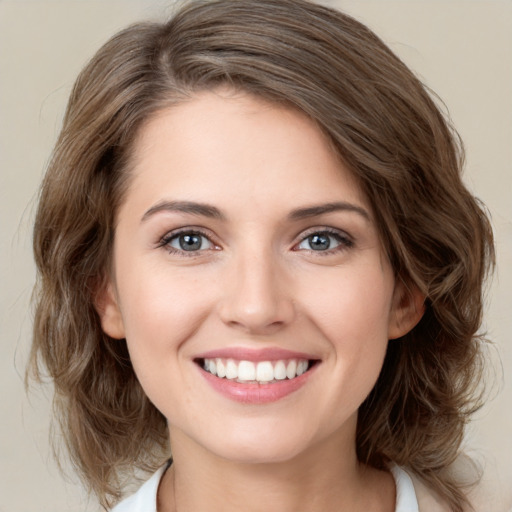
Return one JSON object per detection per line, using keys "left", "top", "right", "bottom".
{"left": 295, "top": 230, "right": 352, "bottom": 252}
{"left": 162, "top": 230, "right": 215, "bottom": 253}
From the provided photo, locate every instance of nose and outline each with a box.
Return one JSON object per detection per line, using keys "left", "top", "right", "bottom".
{"left": 218, "top": 248, "right": 295, "bottom": 335}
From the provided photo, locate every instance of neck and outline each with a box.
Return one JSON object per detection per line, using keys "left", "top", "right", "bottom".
{"left": 158, "top": 425, "right": 395, "bottom": 512}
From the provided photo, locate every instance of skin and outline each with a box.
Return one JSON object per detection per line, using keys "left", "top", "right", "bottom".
{"left": 97, "top": 89, "right": 424, "bottom": 512}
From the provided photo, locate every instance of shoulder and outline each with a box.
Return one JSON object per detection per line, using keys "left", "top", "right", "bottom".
{"left": 408, "top": 472, "right": 452, "bottom": 512}
{"left": 110, "top": 465, "right": 168, "bottom": 512}
{"left": 394, "top": 464, "right": 466, "bottom": 512}
{"left": 391, "top": 466, "right": 450, "bottom": 512}
{"left": 408, "top": 457, "right": 512, "bottom": 512}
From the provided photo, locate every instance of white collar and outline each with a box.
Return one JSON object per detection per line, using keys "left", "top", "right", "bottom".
{"left": 391, "top": 465, "right": 420, "bottom": 512}
{"left": 112, "top": 463, "right": 419, "bottom": 512}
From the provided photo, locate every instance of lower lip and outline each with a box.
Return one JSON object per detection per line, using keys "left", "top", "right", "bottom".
{"left": 198, "top": 364, "right": 317, "bottom": 404}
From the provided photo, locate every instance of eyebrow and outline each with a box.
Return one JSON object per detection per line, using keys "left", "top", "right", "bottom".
{"left": 141, "top": 200, "right": 226, "bottom": 222}
{"left": 141, "top": 199, "right": 370, "bottom": 223}
{"left": 288, "top": 202, "right": 370, "bottom": 221}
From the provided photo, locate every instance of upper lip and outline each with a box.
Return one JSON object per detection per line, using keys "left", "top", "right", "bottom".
{"left": 194, "top": 347, "right": 319, "bottom": 362}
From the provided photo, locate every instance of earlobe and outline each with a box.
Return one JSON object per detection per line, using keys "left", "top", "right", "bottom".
{"left": 388, "top": 280, "right": 425, "bottom": 340}
{"left": 93, "top": 277, "right": 126, "bottom": 339}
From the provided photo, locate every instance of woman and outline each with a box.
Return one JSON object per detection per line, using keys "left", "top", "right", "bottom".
{"left": 28, "top": 1, "right": 494, "bottom": 510}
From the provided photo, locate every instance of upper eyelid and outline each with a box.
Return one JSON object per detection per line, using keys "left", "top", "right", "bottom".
{"left": 295, "top": 226, "right": 353, "bottom": 242}
{"left": 159, "top": 227, "right": 218, "bottom": 247}
{"left": 156, "top": 225, "right": 353, "bottom": 249}
{"left": 161, "top": 226, "right": 214, "bottom": 239}
{"left": 290, "top": 228, "right": 354, "bottom": 255}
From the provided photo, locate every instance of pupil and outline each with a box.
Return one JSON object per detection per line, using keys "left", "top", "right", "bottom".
{"left": 309, "top": 234, "right": 330, "bottom": 250}
{"left": 179, "top": 234, "right": 202, "bottom": 251}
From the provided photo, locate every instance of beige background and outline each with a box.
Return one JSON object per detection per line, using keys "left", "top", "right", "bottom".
{"left": 1, "top": 1, "right": 511, "bottom": 510}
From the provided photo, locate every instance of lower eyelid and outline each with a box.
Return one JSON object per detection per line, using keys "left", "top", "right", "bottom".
{"left": 294, "top": 230, "right": 353, "bottom": 251}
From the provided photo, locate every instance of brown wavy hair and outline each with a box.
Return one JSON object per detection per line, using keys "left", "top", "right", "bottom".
{"left": 28, "top": 0, "right": 494, "bottom": 509}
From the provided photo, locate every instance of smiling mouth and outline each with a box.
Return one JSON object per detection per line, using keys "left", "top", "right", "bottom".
{"left": 195, "top": 358, "right": 318, "bottom": 384}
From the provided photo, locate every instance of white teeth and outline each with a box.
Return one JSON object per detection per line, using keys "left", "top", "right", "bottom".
{"left": 274, "top": 360, "right": 287, "bottom": 380}
{"left": 216, "top": 358, "right": 226, "bottom": 378}
{"left": 238, "top": 360, "right": 256, "bottom": 381}
{"left": 202, "top": 357, "right": 312, "bottom": 383}
{"left": 208, "top": 359, "right": 217, "bottom": 376}
{"left": 297, "top": 360, "right": 308, "bottom": 376}
{"left": 286, "top": 360, "right": 297, "bottom": 379}
{"left": 256, "top": 361, "right": 274, "bottom": 382}
{"left": 226, "top": 359, "right": 238, "bottom": 380}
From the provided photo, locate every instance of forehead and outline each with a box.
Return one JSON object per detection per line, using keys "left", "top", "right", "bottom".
{"left": 124, "top": 90, "right": 370, "bottom": 217}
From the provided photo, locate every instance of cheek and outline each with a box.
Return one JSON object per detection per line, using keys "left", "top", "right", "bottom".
{"left": 116, "top": 268, "right": 218, "bottom": 418}
{"left": 300, "top": 264, "right": 393, "bottom": 399}
{"left": 301, "top": 264, "right": 394, "bottom": 343}
{"left": 116, "top": 263, "right": 217, "bottom": 362}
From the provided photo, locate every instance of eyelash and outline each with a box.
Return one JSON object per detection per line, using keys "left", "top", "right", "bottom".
{"left": 157, "top": 227, "right": 354, "bottom": 257}
{"left": 293, "top": 228, "right": 354, "bottom": 255}
{"left": 158, "top": 228, "right": 217, "bottom": 257}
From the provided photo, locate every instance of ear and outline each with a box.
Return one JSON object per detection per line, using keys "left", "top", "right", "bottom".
{"left": 93, "top": 277, "right": 126, "bottom": 339}
{"left": 388, "top": 279, "right": 425, "bottom": 340}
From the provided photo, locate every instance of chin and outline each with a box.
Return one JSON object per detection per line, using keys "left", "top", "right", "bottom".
{"left": 200, "top": 422, "right": 319, "bottom": 466}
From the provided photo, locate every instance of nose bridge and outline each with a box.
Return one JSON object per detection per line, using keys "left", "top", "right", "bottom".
{"left": 219, "top": 239, "right": 294, "bottom": 333}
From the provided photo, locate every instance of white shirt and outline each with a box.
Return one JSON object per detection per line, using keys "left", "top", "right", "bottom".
{"left": 111, "top": 464, "right": 419, "bottom": 511}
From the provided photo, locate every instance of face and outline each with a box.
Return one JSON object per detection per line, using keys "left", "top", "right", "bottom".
{"left": 98, "top": 90, "right": 421, "bottom": 465}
